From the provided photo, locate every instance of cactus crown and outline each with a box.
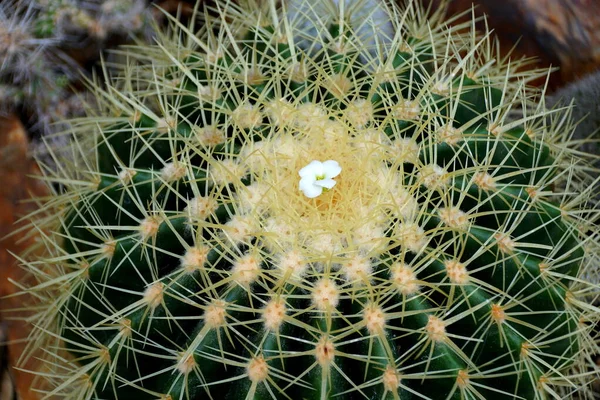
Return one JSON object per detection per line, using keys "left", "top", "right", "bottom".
{"left": 15, "top": 0, "right": 600, "bottom": 399}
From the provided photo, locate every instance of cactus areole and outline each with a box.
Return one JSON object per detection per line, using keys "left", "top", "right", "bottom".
{"left": 20, "top": 1, "right": 599, "bottom": 399}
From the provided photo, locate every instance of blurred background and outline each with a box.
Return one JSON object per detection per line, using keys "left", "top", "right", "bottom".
{"left": 1, "top": 0, "right": 600, "bottom": 398}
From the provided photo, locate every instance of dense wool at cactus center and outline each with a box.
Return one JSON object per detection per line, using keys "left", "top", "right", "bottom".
{"left": 15, "top": 0, "right": 600, "bottom": 399}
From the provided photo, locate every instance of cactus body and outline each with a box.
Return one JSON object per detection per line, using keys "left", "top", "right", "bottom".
{"left": 18, "top": 1, "right": 600, "bottom": 399}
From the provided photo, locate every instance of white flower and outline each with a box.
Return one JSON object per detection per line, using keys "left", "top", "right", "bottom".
{"left": 298, "top": 160, "right": 342, "bottom": 198}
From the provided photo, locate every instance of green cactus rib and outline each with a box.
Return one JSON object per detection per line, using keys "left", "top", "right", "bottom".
{"left": 16, "top": 1, "right": 600, "bottom": 399}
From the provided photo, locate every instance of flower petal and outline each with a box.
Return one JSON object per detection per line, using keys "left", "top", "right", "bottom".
{"left": 300, "top": 182, "right": 323, "bottom": 198}
{"left": 299, "top": 176, "right": 314, "bottom": 188}
{"left": 315, "top": 178, "right": 337, "bottom": 189}
{"left": 299, "top": 160, "right": 323, "bottom": 177}
{"left": 322, "top": 160, "right": 341, "bottom": 178}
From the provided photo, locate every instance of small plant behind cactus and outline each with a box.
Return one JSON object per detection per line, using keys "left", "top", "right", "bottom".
{"left": 0, "top": 0, "right": 151, "bottom": 142}
{"left": 15, "top": 0, "right": 600, "bottom": 398}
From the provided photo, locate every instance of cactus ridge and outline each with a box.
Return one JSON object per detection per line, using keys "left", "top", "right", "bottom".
{"left": 14, "top": 1, "right": 600, "bottom": 399}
